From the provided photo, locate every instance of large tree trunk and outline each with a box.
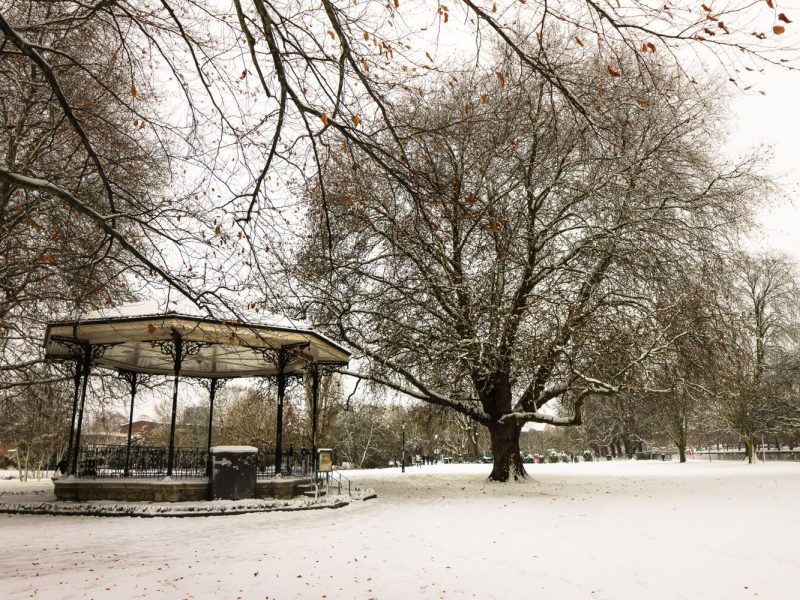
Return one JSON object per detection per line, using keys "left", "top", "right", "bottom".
{"left": 487, "top": 421, "right": 525, "bottom": 481}
{"left": 744, "top": 436, "right": 756, "bottom": 464}
{"left": 676, "top": 433, "right": 687, "bottom": 463}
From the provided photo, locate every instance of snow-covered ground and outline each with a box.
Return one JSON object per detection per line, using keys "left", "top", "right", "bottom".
{"left": 1, "top": 460, "right": 798, "bottom": 599}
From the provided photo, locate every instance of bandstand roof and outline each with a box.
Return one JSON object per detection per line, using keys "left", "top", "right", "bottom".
{"left": 43, "top": 298, "right": 350, "bottom": 378}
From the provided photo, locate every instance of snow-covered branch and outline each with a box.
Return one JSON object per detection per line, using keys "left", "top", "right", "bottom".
{"left": 333, "top": 369, "right": 490, "bottom": 423}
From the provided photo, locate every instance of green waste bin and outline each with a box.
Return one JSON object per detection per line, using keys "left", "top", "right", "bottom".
{"left": 210, "top": 446, "right": 257, "bottom": 500}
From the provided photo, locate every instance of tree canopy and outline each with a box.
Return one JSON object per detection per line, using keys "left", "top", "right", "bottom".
{"left": 297, "top": 55, "right": 760, "bottom": 479}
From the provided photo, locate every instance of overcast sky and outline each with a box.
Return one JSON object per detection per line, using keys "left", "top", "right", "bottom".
{"left": 734, "top": 86, "right": 800, "bottom": 263}
{"left": 728, "top": 1, "right": 800, "bottom": 263}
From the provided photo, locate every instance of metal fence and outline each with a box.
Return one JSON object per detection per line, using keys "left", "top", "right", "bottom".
{"left": 75, "top": 444, "right": 313, "bottom": 479}
{"left": 77, "top": 444, "right": 208, "bottom": 479}
{"left": 256, "top": 448, "right": 312, "bottom": 478}
{"left": 695, "top": 450, "right": 800, "bottom": 462}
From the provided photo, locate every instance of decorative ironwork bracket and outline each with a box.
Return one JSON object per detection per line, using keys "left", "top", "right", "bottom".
{"left": 250, "top": 341, "right": 311, "bottom": 367}
{"left": 50, "top": 336, "right": 118, "bottom": 361}
{"left": 198, "top": 377, "right": 228, "bottom": 393}
{"left": 153, "top": 338, "right": 209, "bottom": 362}
{"left": 117, "top": 370, "right": 153, "bottom": 387}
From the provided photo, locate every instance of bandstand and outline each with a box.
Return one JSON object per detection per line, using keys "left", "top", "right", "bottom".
{"left": 43, "top": 299, "right": 350, "bottom": 502}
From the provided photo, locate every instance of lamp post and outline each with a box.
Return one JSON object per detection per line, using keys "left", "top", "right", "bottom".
{"left": 401, "top": 421, "right": 406, "bottom": 473}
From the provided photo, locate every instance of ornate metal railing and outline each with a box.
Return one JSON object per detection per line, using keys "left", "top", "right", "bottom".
{"left": 76, "top": 444, "right": 207, "bottom": 479}
{"left": 74, "top": 444, "right": 313, "bottom": 479}
{"left": 256, "top": 447, "right": 312, "bottom": 478}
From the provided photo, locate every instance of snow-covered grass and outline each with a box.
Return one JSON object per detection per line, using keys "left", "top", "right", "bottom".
{"left": 0, "top": 468, "right": 55, "bottom": 481}
{"left": 0, "top": 492, "right": 371, "bottom": 518}
{"left": 1, "top": 460, "right": 798, "bottom": 599}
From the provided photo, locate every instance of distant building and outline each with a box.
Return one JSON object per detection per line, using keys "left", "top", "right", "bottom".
{"left": 117, "top": 421, "right": 161, "bottom": 437}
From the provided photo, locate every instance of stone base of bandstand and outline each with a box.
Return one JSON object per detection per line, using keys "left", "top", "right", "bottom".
{"left": 54, "top": 476, "right": 312, "bottom": 502}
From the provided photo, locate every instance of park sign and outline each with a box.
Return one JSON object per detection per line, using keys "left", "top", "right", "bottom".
{"left": 318, "top": 449, "right": 333, "bottom": 473}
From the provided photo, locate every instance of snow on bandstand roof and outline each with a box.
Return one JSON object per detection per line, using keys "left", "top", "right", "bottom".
{"left": 43, "top": 298, "right": 350, "bottom": 378}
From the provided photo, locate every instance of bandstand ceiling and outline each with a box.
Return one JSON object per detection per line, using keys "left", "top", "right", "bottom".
{"left": 43, "top": 299, "right": 350, "bottom": 378}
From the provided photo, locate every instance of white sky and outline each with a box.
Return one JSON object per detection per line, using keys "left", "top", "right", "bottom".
{"left": 727, "top": 2, "right": 800, "bottom": 262}
{"left": 732, "top": 76, "right": 800, "bottom": 261}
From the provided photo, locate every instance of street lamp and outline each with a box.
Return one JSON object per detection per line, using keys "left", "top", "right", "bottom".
{"left": 401, "top": 421, "right": 406, "bottom": 473}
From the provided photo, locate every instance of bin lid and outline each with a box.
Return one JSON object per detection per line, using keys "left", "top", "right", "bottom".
{"left": 210, "top": 445, "right": 258, "bottom": 454}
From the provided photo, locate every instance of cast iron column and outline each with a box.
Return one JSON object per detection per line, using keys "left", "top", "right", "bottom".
{"left": 311, "top": 366, "right": 320, "bottom": 483}
{"left": 166, "top": 329, "right": 183, "bottom": 477}
{"left": 274, "top": 350, "right": 287, "bottom": 475}
{"left": 123, "top": 372, "right": 138, "bottom": 477}
{"left": 66, "top": 358, "right": 82, "bottom": 472}
{"left": 206, "top": 378, "right": 219, "bottom": 476}
{"left": 70, "top": 343, "right": 93, "bottom": 476}
{"left": 401, "top": 421, "right": 406, "bottom": 473}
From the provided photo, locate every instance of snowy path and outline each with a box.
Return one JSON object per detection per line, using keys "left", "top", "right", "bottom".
{"left": 1, "top": 461, "right": 798, "bottom": 599}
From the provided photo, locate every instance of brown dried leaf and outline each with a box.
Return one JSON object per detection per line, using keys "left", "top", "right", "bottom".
{"left": 701, "top": 3, "right": 712, "bottom": 11}
{"left": 607, "top": 65, "right": 621, "bottom": 77}
{"left": 575, "top": 36, "right": 584, "bottom": 47}
{"left": 766, "top": 0, "right": 774, "bottom": 8}
{"left": 773, "top": 24, "right": 786, "bottom": 34}
{"left": 646, "top": 42, "right": 656, "bottom": 52}
{"left": 495, "top": 71, "right": 506, "bottom": 86}
{"left": 147, "top": 323, "right": 156, "bottom": 335}
{"left": 481, "top": 93, "right": 489, "bottom": 104}
{"left": 130, "top": 85, "right": 137, "bottom": 97}
{"left": 778, "top": 13, "right": 792, "bottom": 23}
{"left": 352, "top": 115, "right": 361, "bottom": 127}
{"left": 320, "top": 112, "right": 329, "bottom": 126}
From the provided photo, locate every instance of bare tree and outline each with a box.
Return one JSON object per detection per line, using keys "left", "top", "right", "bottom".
{"left": 297, "top": 55, "right": 757, "bottom": 480}
{"left": 629, "top": 269, "right": 731, "bottom": 462}
{"left": 0, "top": 2, "right": 166, "bottom": 387}
{"left": 710, "top": 252, "right": 800, "bottom": 462}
